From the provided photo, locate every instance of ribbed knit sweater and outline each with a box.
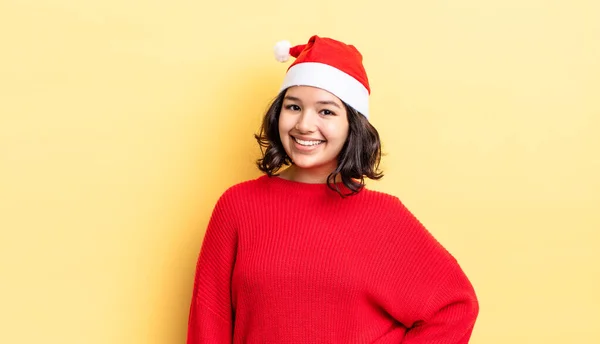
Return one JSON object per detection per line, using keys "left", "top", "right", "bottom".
{"left": 187, "top": 175, "right": 479, "bottom": 343}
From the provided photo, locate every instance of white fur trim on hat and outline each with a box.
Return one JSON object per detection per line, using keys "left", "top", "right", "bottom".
{"left": 280, "top": 62, "right": 370, "bottom": 118}
{"left": 273, "top": 40, "right": 292, "bottom": 62}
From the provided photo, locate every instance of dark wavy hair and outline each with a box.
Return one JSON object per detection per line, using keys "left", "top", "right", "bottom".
{"left": 254, "top": 89, "right": 383, "bottom": 197}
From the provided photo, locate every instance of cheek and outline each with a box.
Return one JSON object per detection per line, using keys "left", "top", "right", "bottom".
{"left": 323, "top": 122, "right": 349, "bottom": 143}
{"left": 278, "top": 113, "right": 293, "bottom": 135}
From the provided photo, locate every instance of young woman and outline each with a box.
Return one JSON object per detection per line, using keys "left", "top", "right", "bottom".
{"left": 186, "top": 35, "right": 479, "bottom": 343}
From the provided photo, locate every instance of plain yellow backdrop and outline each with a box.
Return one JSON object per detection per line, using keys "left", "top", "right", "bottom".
{"left": 1, "top": 0, "right": 599, "bottom": 343}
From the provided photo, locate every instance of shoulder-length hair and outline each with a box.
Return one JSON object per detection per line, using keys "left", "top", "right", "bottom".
{"left": 254, "top": 89, "right": 383, "bottom": 197}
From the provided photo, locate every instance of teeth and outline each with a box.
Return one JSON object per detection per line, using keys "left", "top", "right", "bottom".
{"left": 294, "top": 137, "right": 323, "bottom": 146}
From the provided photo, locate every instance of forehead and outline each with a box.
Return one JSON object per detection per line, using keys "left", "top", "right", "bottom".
{"left": 285, "top": 86, "right": 342, "bottom": 103}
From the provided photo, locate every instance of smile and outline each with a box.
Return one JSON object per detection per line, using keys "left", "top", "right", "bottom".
{"left": 292, "top": 137, "right": 325, "bottom": 146}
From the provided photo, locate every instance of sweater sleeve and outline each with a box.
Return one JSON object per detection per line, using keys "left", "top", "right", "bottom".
{"left": 401, "top": 263, "right": 479, "bottom": 343}
{"left": 388, "top": 197, "right": 479, "bottom": 344}
{"left": 186, "top": 190, "right": 238, "bottom": 344}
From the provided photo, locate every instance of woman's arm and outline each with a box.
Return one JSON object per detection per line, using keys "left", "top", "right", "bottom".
{"left": 401, "top": 264, "right": 479, "bottom": 343}
{"left": 186, "top": 191, "right": 238, "bottom": 344}
{"left": 387, "top": 197, "right": 479, "bottom": 343}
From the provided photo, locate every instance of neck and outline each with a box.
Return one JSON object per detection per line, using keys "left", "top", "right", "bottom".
{"left": 278, "top": 165, "right": 340, "bottom": 184}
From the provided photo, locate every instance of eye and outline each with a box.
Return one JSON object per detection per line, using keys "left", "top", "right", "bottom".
{"left": 320, "top": 109, "right": 335, "bottom": 116}
{"left": 284, "top": 104, "right": 301, "bottom": 111}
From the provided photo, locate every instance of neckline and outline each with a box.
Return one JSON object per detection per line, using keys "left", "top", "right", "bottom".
{"left": 259, "top": 174, "right": 359, "bottom": 195}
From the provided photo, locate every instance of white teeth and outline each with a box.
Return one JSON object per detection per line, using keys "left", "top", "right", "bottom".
{"left": 293, "top": 137, "right": 324, "bottom": 146}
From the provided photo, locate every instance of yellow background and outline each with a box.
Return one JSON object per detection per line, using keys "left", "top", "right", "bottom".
{"left": 1, "top": 0, "right": 598, "bottom": 343}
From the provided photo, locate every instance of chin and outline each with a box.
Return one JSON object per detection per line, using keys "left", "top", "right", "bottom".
{"left": 291, "top": 158, "right": 336, "bottom": 171}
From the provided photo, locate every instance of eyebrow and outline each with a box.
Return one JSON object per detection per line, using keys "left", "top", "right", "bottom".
{"left": 284, "top": 96, "right": 342, "bottom": 109}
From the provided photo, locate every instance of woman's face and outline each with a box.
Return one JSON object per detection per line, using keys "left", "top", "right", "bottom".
{"left": 278, "top": 86, "right": 349, "bottom": 175}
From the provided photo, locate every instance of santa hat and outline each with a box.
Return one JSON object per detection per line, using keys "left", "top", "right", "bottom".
{"left": 273, "top": 35, "right": 371, "bottom": 119}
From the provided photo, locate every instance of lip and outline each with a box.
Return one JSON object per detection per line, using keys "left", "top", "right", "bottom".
{"left": 291, "top": 135, "right": 325, "bottom": 152}
{"left": 291, "top": 135, "right": 326, "bottom": 142}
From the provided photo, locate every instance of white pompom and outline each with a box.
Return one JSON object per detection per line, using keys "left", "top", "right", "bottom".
{"left": 273, "top": 40, "right": 291, "bottom": 62}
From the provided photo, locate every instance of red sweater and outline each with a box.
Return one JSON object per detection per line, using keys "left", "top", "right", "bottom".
{"left": 187, "top": 175, "right": 479, "bottom": 343}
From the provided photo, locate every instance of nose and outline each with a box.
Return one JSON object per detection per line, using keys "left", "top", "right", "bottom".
{"left": 294, "top": 109, "right": 317, "bottom": 133}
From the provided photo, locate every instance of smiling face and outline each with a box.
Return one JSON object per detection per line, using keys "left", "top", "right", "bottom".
{"left": 278, "top": 86, "right": 350, "bottom": 182}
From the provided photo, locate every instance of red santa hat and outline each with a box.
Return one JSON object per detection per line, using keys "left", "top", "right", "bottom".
{"left": 273, "top": 35, "right": 371, "bottom": 119}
